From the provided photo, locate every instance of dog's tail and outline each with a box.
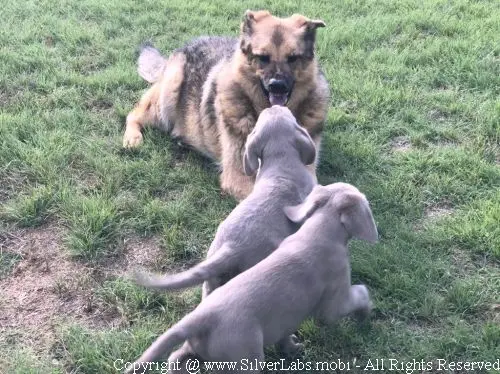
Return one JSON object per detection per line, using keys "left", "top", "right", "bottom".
{"left": 135, "top": 243, "right": 237, "bottom": 291}
{"left": 137, "top": 44, "right": 167, "bottom": 83}
{"left": 125, "top": 313, "right": 205, "bottom": 374}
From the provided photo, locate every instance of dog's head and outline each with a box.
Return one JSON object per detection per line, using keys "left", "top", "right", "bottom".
{"left": 284, "top": 183, "right": 379, "bottom": 243}
{"left": 243, "top": 106, "right": 316, "bottom": 176}
{"left": 239, "top": 10, "right": 325, "bottom": 107}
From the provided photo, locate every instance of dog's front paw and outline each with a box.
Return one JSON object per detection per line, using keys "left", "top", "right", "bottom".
{"left": 220, "top": 173, "right": 254, "bottom": 201}
{"left": 123, "top": 129, "right": 143, "bottom": 148}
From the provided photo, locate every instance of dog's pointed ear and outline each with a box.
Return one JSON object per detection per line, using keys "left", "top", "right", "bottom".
{"left": 295, "top": 125, "right": 316, "bottom": 165}
{"left": 240, "top": 10, "right": 255, "bottom": 54}
{"left": 241, "top": 10, "right": 271, "bottom": 35}
{"left": 241, "top": 10, "right": 272, "bottom": 54}
{"left": 307, "top": 19, "right": 326, "bottom": 30}
{"left": 241, "top": 10, "right": 256, "bottom": 36}
{"left": 284, "top": 185, "right": 329, "bottom": 223}
{"left": 337, "top": 192, "right": 378, "bottom": 243}
{"left": 291, "top": 14, "right": 326, "bottom": 30}
{"left": 243, "top": 130, "right": 261, "bottom": 176}
{"left": 292, "top": 15, "right": 325, "bottom": 59}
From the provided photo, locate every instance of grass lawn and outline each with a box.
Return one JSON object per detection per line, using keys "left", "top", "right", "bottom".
{"left": 1, "top": 0, "right": 499, "bottom": 372}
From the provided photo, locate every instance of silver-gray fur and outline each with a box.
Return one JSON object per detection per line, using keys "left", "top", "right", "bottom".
{"left": 126, "top": 182, "right": 378, "bottom": 373}
{"left": 134, "top": 105, "right": 317, "bottom": 295}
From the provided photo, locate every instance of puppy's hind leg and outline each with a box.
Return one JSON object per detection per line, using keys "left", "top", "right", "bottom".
{"left": 167, "top": 341, "right": 199, "bottom": 374}
{"left": 317, "top": 285, "right": 373, "bottom": 324}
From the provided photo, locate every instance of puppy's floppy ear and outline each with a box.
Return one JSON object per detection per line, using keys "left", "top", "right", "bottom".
{"left": 284, "top": 185, "right": 329, "bottom": 223}
{"left": 295, "top": 125, "right": 316, "bottom": 165}
{"left": 243, "top": 130, "right": 262, "bottom": 176}
{"left": 336, "top": 192, "right": 378, "bottom": 243}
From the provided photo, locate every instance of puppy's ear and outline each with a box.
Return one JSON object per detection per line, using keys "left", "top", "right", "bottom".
{"left": 243, "top": 130, "right": 261, "bottom": 176}
{"left": 295, "top": 126, "right": 316, "bottom": 165}
{"left": 337, "top": 193, "right": 378, "bottom": 243}
{"left": 284, "top": 185, "right": 329, "bottom": 223}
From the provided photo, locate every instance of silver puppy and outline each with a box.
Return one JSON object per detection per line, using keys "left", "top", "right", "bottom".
{"left": 127, "top": 183, "right": 378, "bottom": 373}
{"left": 131, "top": 106, "right": 316, "bottom": 370}
{"left": 135, "top": 105, "right": 316, "bottom": 296}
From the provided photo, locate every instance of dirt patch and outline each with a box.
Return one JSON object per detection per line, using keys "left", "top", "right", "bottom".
{"left": 0, "top": 222, "right": 168, "bottom": 354}
{"left": 338, "top": 100, "right": 358, "bottom": 113}
{"left": 390, "top": 136, "right": 411, "bottom": 152}
{"left": 84, "top": 97, "right": 114, "bottom": 111}
{"left": 412, "top": 204, "right": 454, "bottom": 231}
{"left": 491, "top": 304, "right": 500, "bottom": 323}
{"left": 104, "top": 235, "right": 165, "bottom": 277}
{"left": 0, "top": 225, "right": 122, "bottom": 352}
{"left": 424, "top": 205, "right": 454, "bottom": 219}
{"left": 428, "top": 109, "right": 448, "bottom": 122}
{"left": 449, "top": 247, "right": 477, "bottom": 275}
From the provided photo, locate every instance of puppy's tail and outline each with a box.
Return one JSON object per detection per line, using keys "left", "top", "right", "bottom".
{"left": 135, "top": 243, "right": 237, "bottom": 291}
{"left": 126, "top": 313, "right": 204, "bottom": 374}
{"left": 137, "top": 43, "right": 167, "bottom": 83}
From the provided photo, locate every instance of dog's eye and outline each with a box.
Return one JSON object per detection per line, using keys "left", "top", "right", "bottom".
{"left": 287, "top": 55, "right": 298, "bottom": 63}
{"left": 257, "top": 55, "right": 271, "bottom": 64}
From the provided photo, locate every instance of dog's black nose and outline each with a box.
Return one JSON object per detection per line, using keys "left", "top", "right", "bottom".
{"left": 268, "top": 78, "right": 289, "bottom": 94}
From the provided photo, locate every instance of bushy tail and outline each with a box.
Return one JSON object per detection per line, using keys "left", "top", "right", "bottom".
{"left": 137, "top": 44, "right": 167, "bottom": 83}
{"left": 135, "top": 243, "right": 237, "bottom": 291}
{"left": 125, "top": 314, "right": 202, "bottom": 374}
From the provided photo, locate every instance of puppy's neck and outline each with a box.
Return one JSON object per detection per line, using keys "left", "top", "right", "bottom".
{"left": 257, "top": 152, "right": 312, "bottom": 186}
{"left": 302, "top": 209, "right": 350, "bottom": 248}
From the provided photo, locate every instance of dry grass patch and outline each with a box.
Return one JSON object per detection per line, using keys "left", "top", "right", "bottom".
{"left": 0, "top": 224, "right": 122, "bottom": 352}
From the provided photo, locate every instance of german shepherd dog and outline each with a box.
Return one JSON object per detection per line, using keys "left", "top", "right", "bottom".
{"left": 123, "top": 10, "right": 329, "bottom": 200}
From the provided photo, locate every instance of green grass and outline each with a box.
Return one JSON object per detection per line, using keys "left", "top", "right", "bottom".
{"left": 1, "top": 0, "right": 499, "bottom": 372}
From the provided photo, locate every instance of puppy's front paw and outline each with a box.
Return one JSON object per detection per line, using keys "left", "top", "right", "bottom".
{"left": 124, "top": 361, "right": 147, "bottom": 374}
{"left": 353, "top": 301, "right": 373, "bottom": 322}
{"left": 353, "top": 285, "right": 373, "bottom": 322}
{"left": 279, "top": 334, "right": 304, "bottom": 357}
{"left": 123, "top": 129, "right": 143, "bottom": 148}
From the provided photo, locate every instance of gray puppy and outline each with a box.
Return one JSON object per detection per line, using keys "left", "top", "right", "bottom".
{"left": 126, "top": 183, "right": 378, "bottom": 373}
{"left": 131, "top": 105, "right": 316, "bottom": 370}
{"left": 135, "top": 105, "right": 316, "bottom": 297}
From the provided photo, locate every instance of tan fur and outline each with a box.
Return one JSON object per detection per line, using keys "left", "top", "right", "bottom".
{"left": 123, "top": 53, "right": 186, "bottom": 148}
{"left": 123, "top": 11, "right": 329, "bottom": 200}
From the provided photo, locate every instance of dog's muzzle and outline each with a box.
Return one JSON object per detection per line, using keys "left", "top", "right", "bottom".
{"left": 263, "top": 78, "right": 293, "bottom": 106}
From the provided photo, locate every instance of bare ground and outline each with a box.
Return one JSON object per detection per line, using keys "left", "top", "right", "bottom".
{"left": 0, "top": 224, "right": 163, "bottom": 353}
